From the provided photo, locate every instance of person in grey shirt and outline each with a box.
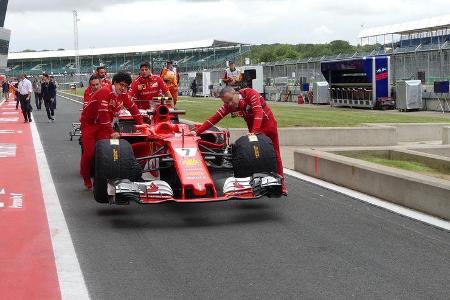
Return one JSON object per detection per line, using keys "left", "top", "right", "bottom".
{"left": 33, "top": 77, "right": 42, "bottom": 110}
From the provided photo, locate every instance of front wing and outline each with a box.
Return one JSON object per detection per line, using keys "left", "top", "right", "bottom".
{"left": 107, "top": 174, "right": 282, "bottom": 204}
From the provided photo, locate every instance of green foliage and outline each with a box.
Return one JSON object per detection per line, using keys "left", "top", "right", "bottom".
{"left": 249, "top": 41, "right": 381, "bottom": 63}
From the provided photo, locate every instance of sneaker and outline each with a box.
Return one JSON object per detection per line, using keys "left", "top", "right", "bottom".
{"left": 23, "top": 120, "right": 28, "bottom": 123}
{"left": 29, "top": 119, "right": 32, "bottom": 122}
{"left": 51, "top": 117, "right": 55, "bottom": 122}
{"left": 48, "top": 119, "right": 52, "bottom": 123}
{"left": 83, "top": 177, "right": 93, "bottom": 189}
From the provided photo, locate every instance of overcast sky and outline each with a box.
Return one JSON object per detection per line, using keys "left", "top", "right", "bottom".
{"left": 4, "top": 0, "right": 449, "bottom": 52}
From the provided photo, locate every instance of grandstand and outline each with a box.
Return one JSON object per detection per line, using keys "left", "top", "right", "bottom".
{"left": 6, "top": 39, "right": 251, "bottom": 77}
{"left": 359, "top": 14, "right": 450, "bottom": 49}
{"left": 257, "top": 15, "right": 450, "bottom": 88}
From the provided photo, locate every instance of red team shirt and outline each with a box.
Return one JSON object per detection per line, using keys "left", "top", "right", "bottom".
{"left": 83, "top": 78, "right": 111, "bottom": 108}
{"left": 196, "top": 88, "right": 275, "bottom": 134}
{"left": 80, "top": 85, "right": 143, "bottom": 134}
{"left": 101, "top": 77, "right": 112, "bottom": 87}
{"left": 83, "top": 86, "right": 96, "bottom": 109}
{"left": 128, "top": 75, "right": 169, "bottom": 109}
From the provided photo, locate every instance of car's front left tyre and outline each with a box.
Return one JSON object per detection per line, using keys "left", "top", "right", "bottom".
{"left": 93, "top": 139, "right": 142, "bottom": 203}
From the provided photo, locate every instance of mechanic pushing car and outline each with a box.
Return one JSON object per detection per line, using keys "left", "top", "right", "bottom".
{"left": 82, "top": 75, "right": 102, "bottom": 108}
{"left": 129, "top": 61, "right": 172, "bottom": 109}
{"left": 191, "top": 86, "right": 286, "bottom": 192}
{"left": 79, "top": 71, "right": 144, "bottom": 189}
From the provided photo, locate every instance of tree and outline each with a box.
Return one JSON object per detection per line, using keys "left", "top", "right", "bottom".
{"left": 248, "top": 40, "right": 382, "bottom": 63}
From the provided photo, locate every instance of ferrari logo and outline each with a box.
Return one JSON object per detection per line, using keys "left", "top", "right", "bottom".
{"left": 112, "top": 148, "right": 119, "bottom": 161}
{"left": 253, "top": 145, "right": 260, "bottom": 159}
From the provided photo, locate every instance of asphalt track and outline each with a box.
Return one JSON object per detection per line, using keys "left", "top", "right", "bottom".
{"left": 33, "top": 93, "right": 450, "bottom": 300}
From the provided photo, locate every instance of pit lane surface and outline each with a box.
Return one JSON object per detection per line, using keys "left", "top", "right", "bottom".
{"left": 34, "top": 93, "right": 450, "bottom": 299}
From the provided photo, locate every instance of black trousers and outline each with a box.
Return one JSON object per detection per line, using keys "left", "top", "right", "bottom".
{"left": 43, "top": 98, "right": 54, "bottom": 120}
{"left": 52, "top": 95, "right": 57, "bottom": 109}
{"left": 18, "top": 94, "right": 32, "bottom": 121}
{"left": 35, "top": 92, "right": 42, "bottom": 109}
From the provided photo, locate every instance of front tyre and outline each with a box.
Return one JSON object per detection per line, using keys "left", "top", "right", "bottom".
{"left": 93, "top": 139, "right": 142, "bottom": 203}
{"left": 232, "top": 134, "right": 277, "bottom": 178}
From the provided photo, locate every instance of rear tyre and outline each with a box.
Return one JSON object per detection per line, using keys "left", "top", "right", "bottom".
{"left": 93, "top": 139, "right": 142, "bottom": 203}
{"left": 232, "top": 134, "right": 277, "bottom": 178}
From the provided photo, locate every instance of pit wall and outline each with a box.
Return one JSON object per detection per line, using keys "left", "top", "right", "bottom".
{"left": 293, "top": 147, "right": 450, "bottom": 220}
{"left": 227, "top": 123, "right": 450, "bottom": 146}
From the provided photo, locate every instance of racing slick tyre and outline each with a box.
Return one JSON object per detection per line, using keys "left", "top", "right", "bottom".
{"left": 232, "top": 134, "right": 277, "bottom": 178}
{"left": 93, "top": 139, "right": 142, "bottom": 204}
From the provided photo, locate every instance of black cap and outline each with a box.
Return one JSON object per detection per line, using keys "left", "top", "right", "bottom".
{"left": 229, "top": 60, "right": 235, "bottom": 64}
{"left": 166, "top": 60, "right": 173, "bottom": 64}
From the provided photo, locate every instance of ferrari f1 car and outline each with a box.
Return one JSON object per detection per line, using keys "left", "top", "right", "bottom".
{"left": 91, "top": 97, "right": 283, "bottom": 205}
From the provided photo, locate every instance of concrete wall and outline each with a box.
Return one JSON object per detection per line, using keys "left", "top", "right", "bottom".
{"left": 409, "top": 145, "right": 450, "bottom": 158}
{"left": 229, "top": 124, "right": 450, "bottom": 146}
{"left": 229, "top": 127, "right": 397, "bottom": 147}
{"left": 367, "top": 123, "right": 450, "bottom": 142}
{"left": 294, "top": 149, "right": 450, "bottom": 220}
{"left": 443, "top": 127, "right": 450, "bottom": 144}
{"left": 184, "top": 118, "right": 449, "bottom": 147}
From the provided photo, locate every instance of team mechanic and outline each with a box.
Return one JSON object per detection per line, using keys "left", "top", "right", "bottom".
{"left": 79, "top": 71, "right": 144, "bottom": 189}
{"left": 95, "top": 66, "right": 112, "bottom": 87}
{"left": 83, "top": 75, "right": 103, "bottom": 108}
{"left": 129, "top": 62, "right": 172, "bottom": 109}
{"left": 190, "top": 86, "right": 287, "bottom": 193}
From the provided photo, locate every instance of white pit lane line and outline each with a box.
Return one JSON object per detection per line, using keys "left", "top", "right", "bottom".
{"left": 284, "top": 168, "right": 450, "bottom": 231}
{"left": 58, "top": 92, "right": 83, "bottom": 105}
{"left": 30, "top": 115, "right": 90, "bottom": 300}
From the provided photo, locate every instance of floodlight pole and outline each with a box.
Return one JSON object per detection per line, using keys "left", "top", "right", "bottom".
{"left": 73, "top": 10, "right": 81, "bottom": 82}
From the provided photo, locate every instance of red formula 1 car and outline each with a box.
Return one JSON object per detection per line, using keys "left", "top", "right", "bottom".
{"left": 92, "top": 98, "right": 283, "bottom": 205}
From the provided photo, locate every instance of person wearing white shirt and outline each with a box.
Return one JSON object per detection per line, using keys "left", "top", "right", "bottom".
{"left": 222, "top": 61, "right": 242, "bottom": 90}
{"left": 15, "top": 73, "right": 33, "bottom": 122}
